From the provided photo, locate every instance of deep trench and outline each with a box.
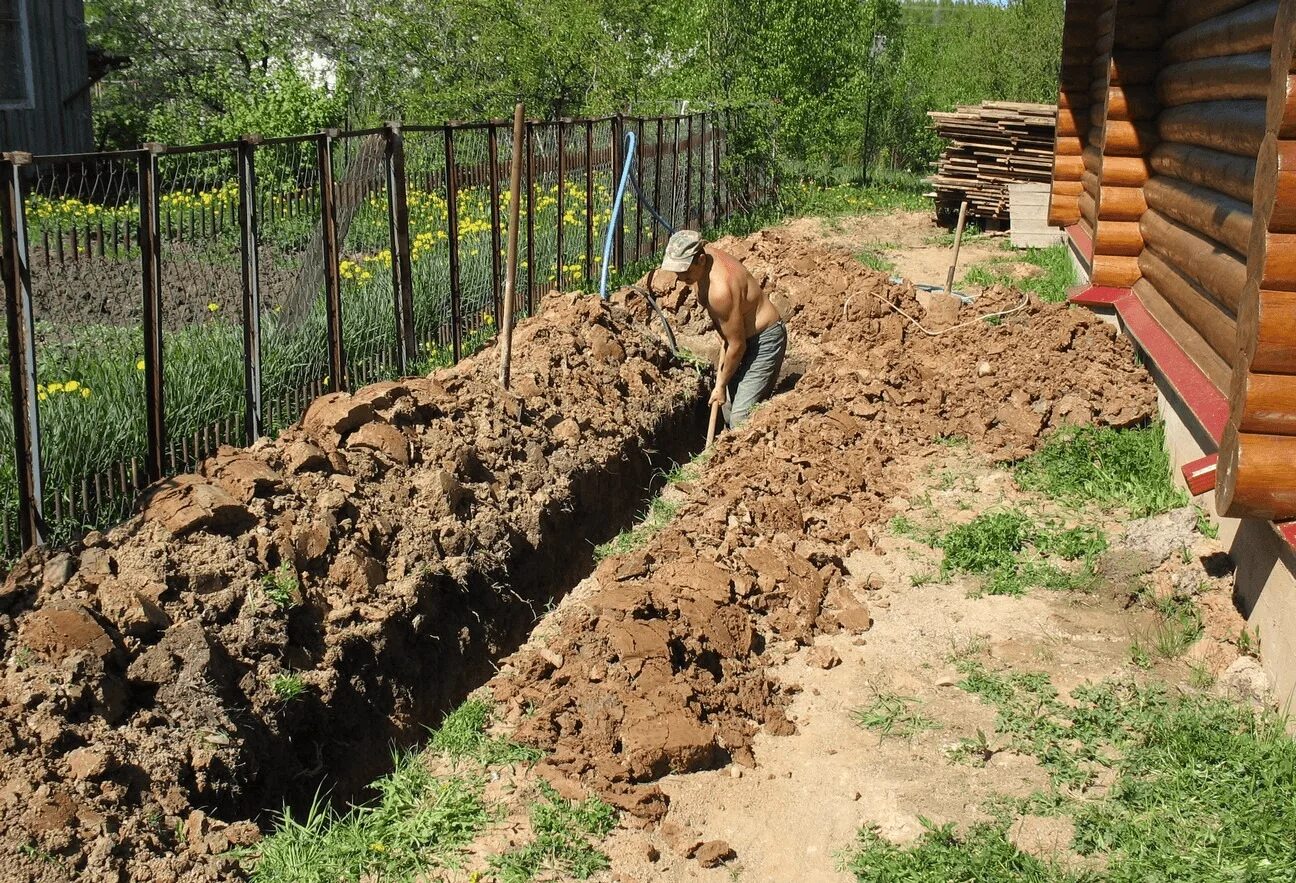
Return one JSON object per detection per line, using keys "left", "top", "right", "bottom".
{"left": 235, "top": 389, "right": 712, "bottom": 823}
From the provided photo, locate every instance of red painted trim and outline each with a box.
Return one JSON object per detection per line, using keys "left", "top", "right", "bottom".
{"left": 1068, "top": 284, "right": 1129, "bottom": 306}
{"left": 1182, "top": 454, "right": 1219, "bottom": 496}
{"left": 1066, "top": 223, "right": 1094, "bottom": 260}
{"left": 1279, "top": 522, "right": 1296, "bottom": 552}
{"left": 1109, "top": 288, "right": 1230, "bottom": 443}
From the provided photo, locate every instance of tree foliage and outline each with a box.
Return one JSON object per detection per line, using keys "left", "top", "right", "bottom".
{"left": 87, "top": 0, "right": 1064, "bottom": 174}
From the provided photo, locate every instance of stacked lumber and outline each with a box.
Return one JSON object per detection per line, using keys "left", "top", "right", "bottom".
{"left": 929, "top": 101, "right": 1058, "bottom": 222}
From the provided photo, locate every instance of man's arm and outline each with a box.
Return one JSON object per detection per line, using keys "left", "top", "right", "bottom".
{"left": 710, "top": 288, "right": 747, "bottom": 407}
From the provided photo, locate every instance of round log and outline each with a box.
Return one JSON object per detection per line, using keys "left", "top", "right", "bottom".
{"left": 1138, "top": 249, "right": 1239, "bottom": 361}
{"left": 1092, "top": 254, "right": 1142, "bottom": 287}
{"left": 1057, "top": 108, "right": 1085, "bottom": 138}
{"left": 1144, "top": 176, "right": 1253, "bottom": 254}
{"left": 1166, "top": 0, "right": 1260, "bottom": 37}
{"left": 1100, "top": 154, "right": 1154, "bottom": 185}
{"left": 1095, "top": 219, "right": 1145, "bottom": 256}
{"left": 1106, "top": 86, "right": 1161, "bottom": 121}
{"left": 1049, "top": 200, "right": 1082, "bottom": 227}
{"left": 1113, "top": 15, "right": 1164, "bottom": 51}
{"left": 1098, "top": 185, "right": 1148, "bottom": 220}
{"left": 1253, "top": 289, "right": 1296, "bottom": 373}
{"left": 1105, "top": 120, "right": 1160, "bottom": 156}
{"left": 1053, "top": 180, "right": 1085, "bottom": 197}
{"left": 1141, "top": 209, "right": 1246, "bottom": 312}
{"left": 1217, "top": 427, "right": 1296, "bottom": 520}
{"left": 1163, "top": 0, "right": 1278, "bottom": 64}
{"left": 1084, "top": 144, "right": 1105, "bottom": 174}
{"left": 1158, "top": 100, "right": 1267, "bottom": 158}
{"left": 1079, "top": 190, "right": 1098, "bottom": 227}
{"left": 1056, "top": 136, "right": 1084, "bottom": 157}
{"left": 1132, "top": 278, "right": 1234, "bottom": 390}
{"left": 1157, "top": 52, "right": 1271, "bottom": 107}
{"left": 1054, "top": 154, "right": 1086, "bottom": 181}
{"left": 1238, "top": 372, "right": 1296, "bottom": 433}
{"left": 1110, "top": 52, "right": 1163, "bottom": 86}
{"left": 1150, "top": 142, "right": 1256, "bottom": 203}
{"left": 1259, "top": 230, "right": 1296, "bottom": 289}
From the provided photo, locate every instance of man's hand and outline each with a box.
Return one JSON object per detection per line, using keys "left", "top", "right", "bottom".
{"left": 709, "top": 384, "right": 726, "bottom": 408}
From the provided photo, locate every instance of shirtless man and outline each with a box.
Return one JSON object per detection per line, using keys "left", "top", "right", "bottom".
{"left": 660, "top": 230, "right": 786, "bottom": 429}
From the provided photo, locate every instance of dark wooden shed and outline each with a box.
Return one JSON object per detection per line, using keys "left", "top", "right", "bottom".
{"left": 0, "top": 0, "right": 93, "bottom": 155}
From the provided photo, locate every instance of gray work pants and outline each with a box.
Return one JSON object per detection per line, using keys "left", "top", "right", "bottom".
{"left": 723, "top": 320, "right": 787, "bottom": 428}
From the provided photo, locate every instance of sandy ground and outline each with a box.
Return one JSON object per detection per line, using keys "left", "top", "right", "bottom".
{"left": 780, "top": 211, "right": 1019, "bottom": 291}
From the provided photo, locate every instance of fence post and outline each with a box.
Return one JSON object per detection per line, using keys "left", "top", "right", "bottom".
{"left": 612, "top": 114, "right": 625, "bottom": 275}
{"left": 583, "top": 120, "right": 594, "bottom": 284}
{"left": 712, "top": 113, "right": 722, "bottom": 226}
{"left": 556, "top": 120, "right": 566, "bottom": 290}
{"left": 1, "top": 152, "right": 44, "bottom": 549}
{"left": 443, "top": 125, "right": 464, "bottom": 363}
{"left": 384, "top": 122, "right": 416, "bottom": 372}
{"left": 316, "top": 130, "right": 346, "bottom": 392}
{"left": 487, "top": 123, "right": 504, "bottom": 324}
{"left": 633, "top": 118, "right": 644, "bottom": 262}
{"left": 525, "top": 121, "right": 536, "bottom": 313}
{"left": 236, "top": 135, "right": 264, "bottom": 444}
{"left": 653, "top": 118, "right": 664, "bottom": 252}
{"left": 684, "top": 114, "right": 694, "bottom": 230}
{"left": 138, "top": 144, "right": 167, "bottom": 482}
{"left": 698, "top": 113, "right": 709, "bottom": 229}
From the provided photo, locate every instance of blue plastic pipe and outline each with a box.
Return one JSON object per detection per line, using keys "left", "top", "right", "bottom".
{"left": 599, "top": 130, "right": 637, "bottom": 300}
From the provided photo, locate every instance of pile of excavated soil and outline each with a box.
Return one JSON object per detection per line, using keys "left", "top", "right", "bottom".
{"left": 0, "top": 294, "right": 705, "bottom": 882}
{"left": 491, "top": 232, "right": 1158, "bottom": 841}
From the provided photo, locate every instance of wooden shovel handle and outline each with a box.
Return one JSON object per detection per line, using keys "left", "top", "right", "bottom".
{"left": 706, "top": 400, "right": 721, "bottom": 447}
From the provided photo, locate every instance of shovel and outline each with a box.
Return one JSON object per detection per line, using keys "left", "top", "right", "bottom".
{"left": 706, "top": 400, "right": 722, "bottom": 447}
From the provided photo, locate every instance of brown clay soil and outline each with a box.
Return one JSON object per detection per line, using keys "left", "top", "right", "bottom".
{"left": 0, "top": 221, "right": 1258, "bottom": 882}
{"left": 0, "top": 294, "right": 706, "bottom": 881}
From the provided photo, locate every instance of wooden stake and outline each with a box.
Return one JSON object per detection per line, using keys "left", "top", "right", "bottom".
{"left": 499, "top": 104, "right": 525, "bottom": 390}
{"left": 944, "top": 199, "right": 970, "bottom": 295}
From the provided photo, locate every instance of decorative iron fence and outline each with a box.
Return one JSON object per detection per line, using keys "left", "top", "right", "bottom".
{"left": 0, "top": 111, "right": 774, "bottom": 560}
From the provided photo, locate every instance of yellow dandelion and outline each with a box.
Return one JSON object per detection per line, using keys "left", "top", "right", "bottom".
{"left": 81, "top": 388, "right": 91, "bottom": 398}
{"left": 64, "top": 380, "right": 80, "bottom": 392}
{"left": 208, "top": 302, "right": 220, "bottom": 312}
{"left": 47, "top": 382, "right": 64, "bottom": 394}
{"left": 38, "top": 392, "right": 47, "bottom": 401}
{"left": 136, "top": 358, "right": 145, "bottom": 371}
{"left": 369, "top": 842, "right": 386, "bottom": 853}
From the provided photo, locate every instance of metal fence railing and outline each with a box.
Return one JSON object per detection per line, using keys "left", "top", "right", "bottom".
{"left": 0, "top": 111, "right": 774, "bottom": 560}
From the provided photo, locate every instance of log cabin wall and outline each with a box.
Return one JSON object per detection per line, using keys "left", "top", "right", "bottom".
{"left": 1082, "top": 1, "right": 1120, "bottom": 250}
{"left": 1050, "top": 0, "right": 1104, "bottom": 239}
{"left": 1218, "top": 0, "right": 1296, "bottom": 520}
{"left": 1133, "top": 0, "right": 1274, "bottom": 392}
{"left": 1091, "top": 0, "right": 1164, "bottom": 289}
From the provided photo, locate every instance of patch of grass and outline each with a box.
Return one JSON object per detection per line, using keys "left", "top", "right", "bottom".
{"left": 1014, "top": 423, "right": 1188, "bottom": 517}
{"left": 935, "top": 433, "right": 969, "bottom": 447}
{"left": 843, "top": 819, "right": 1066, "bottom": 882}
{"left": 781, "top": 172, "right": 929, "bottom": 218}
{"left": 852, "top": 692, "right": 941, "bottom": 740}
{"left": 271, "top": 674, "right": 306, "bottom": 703}
{"left": 940, "top": 510, "right": 1034, "bottom": 577}
{"left": 261, "top": 563, "right": 298, "bottom": 609}
{"left": 856, "top": 244, "right": 897, "bottom": 274}
{"left": 488, "top": 783, "right": 617, "bottom": 882}
{"left": 1150, "top": 596, "right": 1203, "bottom": 659}
{"left": 1194, "top": 505, "right": 1220, "bottom": 539}
{"left": 429, "top": 698, "right": 542, "bottom": 766}
{"left": 251, "top": 753, "right": 490, "bottom": 883}
{"left": 594, "top": 495, "right": 680, "bottom": 561}
{"left": 1238, "top": 626, "right": 1261, "bottom": 658}
{"left": 959, "top": 243, "right": 1076, "bottom": 303}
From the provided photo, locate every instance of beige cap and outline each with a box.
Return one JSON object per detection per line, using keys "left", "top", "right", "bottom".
{"left": 661, "top": 230, "right": 706, "bottom": 273}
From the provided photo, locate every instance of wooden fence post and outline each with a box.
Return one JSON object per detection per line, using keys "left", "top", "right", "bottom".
{"left": 556, "top": 120, "right": 567, "bottom": 290}
{"left": 444, "top": 124, "right": 464, "bottom": 363}
{"left": 138, "top": 144, "right": 167, "bottom": 481}
{"left": 237, "top": 135, "right": 264, "bottom": 443}
{"left": 384, "top": 122, "right": 416, "bottom": 373}
{"left": 316, "top": 130, "right": 346, "bottom": 391}
{"left": 1, "top": 151, "right": 44, "bottom": 549}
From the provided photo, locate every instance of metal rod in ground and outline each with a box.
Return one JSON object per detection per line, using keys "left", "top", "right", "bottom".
{"left": 499, "top": 104, "right": 525, "bottom": 390}
{"left": 237, "top": 134, "right": 264, "bottom": 443}
{"left": 944, "top": 199, "right": 970, "bottom": 296}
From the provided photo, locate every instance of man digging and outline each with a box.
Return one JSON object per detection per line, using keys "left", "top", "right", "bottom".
{"left": 660, "top": 230, "right": 787, "bottom": 430}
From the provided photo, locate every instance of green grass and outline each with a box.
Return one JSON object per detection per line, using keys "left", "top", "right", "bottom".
{"left": 846, "top": 668, "right": 1296, "bottom": 882}
{"left": 253, "top": 698, "right": 542, "bottom": 881}
{"left": 429, "top": 698, "right": 542, "bottom": 766}
{"left": 936, "top": 510, "right": 1104, "bottom": 598}
{"left": 857, "top": 244, "right": 898, "bottom": 273}
{"left": 251, "top": 753, "right": 490, "bottom": 883}
{"left": 592, "top": 452, "right": 707, "bottom": 561}
{"left": 488, "top": 783, "right": 618, "bottom": 882}
{"left": 261, "top": 564, "right": 299, "bottom": 609}
{"left": 780, "top": 173, "right": 929, "bottom": 218}
{"left": 960, "top": 243, "right": 1076, "bottom": 304}
{"left": 1014, "top": 423, "right": 1188, "bottom": 518}
{"left": 853, "top": 692, "right": 941, "bottom": 740}
{"left": 271, "top": 674, "right": 307, "bottom": 703}
{"left": 1149, "top": 596, "right": 1203, "bottom": 659}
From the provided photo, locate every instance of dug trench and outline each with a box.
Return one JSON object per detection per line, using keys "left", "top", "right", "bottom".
{"left": 0, "top": 293, "right": 713, "bottom": 881}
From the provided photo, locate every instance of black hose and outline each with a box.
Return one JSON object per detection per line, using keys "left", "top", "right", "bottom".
{"left": 626, "top": 285, "right": 679, "bottom": 357}
{"left": 628, "top": 170, "right": 677, "bottom": 237}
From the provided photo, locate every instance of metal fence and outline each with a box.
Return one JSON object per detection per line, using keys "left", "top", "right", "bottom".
{"left": 0, "top": 111, "right": 774, "bottom": 559}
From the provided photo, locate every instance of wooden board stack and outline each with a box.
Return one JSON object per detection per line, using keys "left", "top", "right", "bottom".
{"left": 929, "top": 101, "right": 1058, "bottom": 224}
